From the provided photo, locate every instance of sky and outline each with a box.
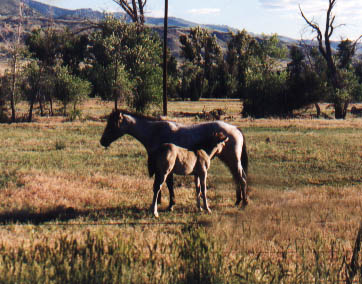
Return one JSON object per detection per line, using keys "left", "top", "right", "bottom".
{"left": 36, "top": 0, "right": 362, "bottom": 40}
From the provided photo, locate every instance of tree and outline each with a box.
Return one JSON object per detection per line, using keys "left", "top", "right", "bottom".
{"left": 25, "top": 28, "right": 89, "bottom": 116}
{"left": 179, "top": 27, "right": 222, "bottom": 100}
{"left": 241, "top": 35, "right": 292, "bottom": 118}
{"left": 287, "top": 46, "right": 326, "bottom": 116}
{"left": 226, "top": 30, "right": 258, "bottom": 98}
{"left": 53, "top": 65, "right": 91, "bottom": 116}
{"left": 0, "top": 73, "right": 15, "bottom": 122}
{"left": 300, "top": 0, "right": 362, "bottom": 118}
{"left": 112, "top": 0, "right": 147, "bottom": 24}
{"left": 87, "top": 17, "right": 162, "bottom": 112}
{"left": 337, "top": 39, "right": 355, "bottom": 69}
{"left": 20, "top": 61, "right": 43, "bottom": 122}
{"left": 0, "top": 1, "right": 25, "bottom": 122}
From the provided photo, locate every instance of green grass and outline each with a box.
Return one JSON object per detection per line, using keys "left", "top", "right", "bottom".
{"left": 0, "top": 99, "right": 361, "bottom": 283}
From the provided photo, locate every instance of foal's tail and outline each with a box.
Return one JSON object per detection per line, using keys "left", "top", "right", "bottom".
{"left": 238, "top": 128, "right": 248, "bottom": 176}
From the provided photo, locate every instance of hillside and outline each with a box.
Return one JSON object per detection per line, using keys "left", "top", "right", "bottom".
{"left": 1, "top": 0, "right": 360, "bottom": 60}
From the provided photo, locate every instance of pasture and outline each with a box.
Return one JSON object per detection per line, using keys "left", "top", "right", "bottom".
{"left": 0, "top": 99, "right": 361, "bottom": 283}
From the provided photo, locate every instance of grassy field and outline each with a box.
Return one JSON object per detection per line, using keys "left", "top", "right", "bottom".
{"left": 0, "top": 99, "right": 361, "bottom": 283}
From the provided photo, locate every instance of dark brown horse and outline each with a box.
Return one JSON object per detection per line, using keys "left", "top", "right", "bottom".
{"left": 100, "top": 110, "right": 248, "bottom": 211}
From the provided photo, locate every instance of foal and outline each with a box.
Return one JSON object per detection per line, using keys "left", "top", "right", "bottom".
{"left": 150, "top": 135, "right": 229, "bottom": 217}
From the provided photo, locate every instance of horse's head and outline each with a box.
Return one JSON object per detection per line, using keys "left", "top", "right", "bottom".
{"left": 100, "top": 110, "right": 129, "bottom": 148}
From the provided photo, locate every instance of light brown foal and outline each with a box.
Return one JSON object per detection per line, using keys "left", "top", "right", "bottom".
{"left": 150, "top": 136, "right": 229, "bottom": 217}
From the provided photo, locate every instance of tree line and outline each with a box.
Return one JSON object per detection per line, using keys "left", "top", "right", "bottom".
{"left": 0, "top": 11, "right": 362, "bottom": 121}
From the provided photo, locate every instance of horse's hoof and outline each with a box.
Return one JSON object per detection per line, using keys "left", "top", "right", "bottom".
{"left": 167, "top": 206, "right": 174, "bottom": 212}
{"left": 154, "top": 212, "right": 159, "bottom": 218}
{"left": 235, "top": 200, "right": 241, "bottom": 206}
{"left": 206, "top": 208, "right": 212, "bottom": 214}
{"left": 241, "top": 200, "right": 248, "bottom": 208}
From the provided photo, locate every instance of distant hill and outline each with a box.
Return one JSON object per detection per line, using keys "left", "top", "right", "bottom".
{"left": 1, "top": 0, "right": 360, "bottom": 58}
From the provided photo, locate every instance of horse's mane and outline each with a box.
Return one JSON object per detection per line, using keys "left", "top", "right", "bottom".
{"left": 109, "top": 109, "right": 163, "bottom": 122}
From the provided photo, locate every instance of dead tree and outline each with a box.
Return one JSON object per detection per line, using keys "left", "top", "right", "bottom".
{"left": 299, "top": 0, "right": 361, "bottom": 119}
{"left": 0, "top": 2, "right": 24, "bottom": 122}
{"left": 112, "top": 0, "right": 147, "bottom": 24}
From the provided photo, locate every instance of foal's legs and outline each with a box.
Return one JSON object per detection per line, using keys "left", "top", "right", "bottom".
{"left": 194, "top": 176, "right": 202, "bottom": 211}
{"left": 199, "top": 172, "right": 211, "bottom": 213}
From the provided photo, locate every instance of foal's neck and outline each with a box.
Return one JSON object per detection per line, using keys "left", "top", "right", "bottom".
{"left": 208, "top": 146, "right": 220, "bottom": 160}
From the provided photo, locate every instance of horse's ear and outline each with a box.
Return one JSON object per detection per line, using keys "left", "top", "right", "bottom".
{"left": 119, "top": 112, "right": 123, "bottom": 121}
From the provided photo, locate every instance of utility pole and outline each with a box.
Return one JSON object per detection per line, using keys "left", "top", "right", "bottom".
{"left": 162, "top": 0, "right": 168, "bottom": 116}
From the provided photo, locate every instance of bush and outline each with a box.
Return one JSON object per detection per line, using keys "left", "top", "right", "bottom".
{"left": 242, "top": 71, "right": 289, "bottom": 118}
{"left": 53, "top": 66, "right": 91, "bottom": 116}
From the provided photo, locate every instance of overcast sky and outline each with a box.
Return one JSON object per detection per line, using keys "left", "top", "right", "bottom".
{"left": 36, "top": 0, "right": 362, "bottom": 40}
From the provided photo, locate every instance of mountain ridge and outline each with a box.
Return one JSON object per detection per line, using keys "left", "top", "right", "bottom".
{"left": 1, "top": 0, "right": 360, "bottom": 56}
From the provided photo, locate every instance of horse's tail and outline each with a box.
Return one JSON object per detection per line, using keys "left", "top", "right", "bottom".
{"left": 238, "top": 128, "right": 248, "bottom": 176}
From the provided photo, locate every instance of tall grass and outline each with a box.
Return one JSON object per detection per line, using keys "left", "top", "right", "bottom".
{"left": 0, "top": 227, "right": 360, "bottom": 283}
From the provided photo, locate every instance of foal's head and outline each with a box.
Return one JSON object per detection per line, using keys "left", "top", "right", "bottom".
{"left": 199, "top": 132, "right": 229, "bottom": 159}
{"left": 209, "top": 135, "right": 229, "bottom": 159}
{"left": 100, "top": 110, "right": 129, "bottom": 148}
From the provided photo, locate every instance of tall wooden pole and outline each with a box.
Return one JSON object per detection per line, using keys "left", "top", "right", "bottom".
{"left": 162, "top": 0, "right": 168, "bottom": 116}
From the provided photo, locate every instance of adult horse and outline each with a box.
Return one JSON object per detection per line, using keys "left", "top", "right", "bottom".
{"left": 100, "top": 110, "right": 248, "bottom": 211}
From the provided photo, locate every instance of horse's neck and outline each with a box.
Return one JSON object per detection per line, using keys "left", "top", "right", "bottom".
{"left": 126, "top": 117, "right": 154, "bottom": 151}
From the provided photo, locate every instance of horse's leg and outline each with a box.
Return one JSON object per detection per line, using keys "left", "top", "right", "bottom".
{"left": 166, "top": 173, "right": 176, "bottom": 211}
{"left": 150, "top": 174, "right": 167, "bottom": 218}
{"left": 219, "top": 152, "right": 248, "bottom": 207}
{"left": 199, "top": 173, "right": 211, "bottom": 213}
{"left": 194, "top": 176, "right": 202, "bottom": 211}
{"left": 148, "top": 153, "right": 162, "bottom": 205}
{"left": 157, "top": 191, "right": 162, "bottom": 205}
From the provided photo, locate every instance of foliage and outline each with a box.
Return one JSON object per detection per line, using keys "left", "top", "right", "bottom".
{"left": 20, "top": 61, "right": 42, "bottom": 122}
{"left": 178, "top": 62, "right": 206, "bottom": 101}
{"left": 226, "top": 30, "right": 259, "bottom": 99}
{"left": 241, "top": 35, "right": 298, "bottom": 117}
{"left": 337, "top": 39, "right": 355, "bottom": 70}
{"left": 53, "top": 65, "right": 91, "bottom": 116}
{"left": 0, "top": 71, "right": 22, "bottom": 121}
{"left": 25, "top": 28, "right": 88, "bottom": 75}
{"left": 179, "top": 27, "right": 222, "bottom": 100}
{"left": 87, "top": 17, "right": 162, "bottom": 112}
{"left": 242, "top": 70, "right": 289, "bottom": 118}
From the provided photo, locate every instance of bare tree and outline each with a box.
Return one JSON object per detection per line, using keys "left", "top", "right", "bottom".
{"left": 300, "top": 0, "right": 361, "bottom": 119}
{"left": 0, "top": 1, "right": 25, "bottom": 122}
{"left": 112, "top": 0, "right": 147, "bottom": 24}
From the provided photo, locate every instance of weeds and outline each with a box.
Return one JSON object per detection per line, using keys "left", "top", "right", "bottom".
{"left": 0, "top": 227, "right": 360, "bottom": 283}
{"left": 55, "top": 139, "right": 66, "bottom": 150}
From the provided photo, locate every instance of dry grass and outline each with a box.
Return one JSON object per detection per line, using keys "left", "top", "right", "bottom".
{"left": 0, "top": 99, "right": 361, "bottom": 282}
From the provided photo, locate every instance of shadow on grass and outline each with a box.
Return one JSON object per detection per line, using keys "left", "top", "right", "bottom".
{"left": 0, "top": 205, "right": 149, "bottom": 225}
{"left": 0, "top": 205, "right": 215, "bottom": 227}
